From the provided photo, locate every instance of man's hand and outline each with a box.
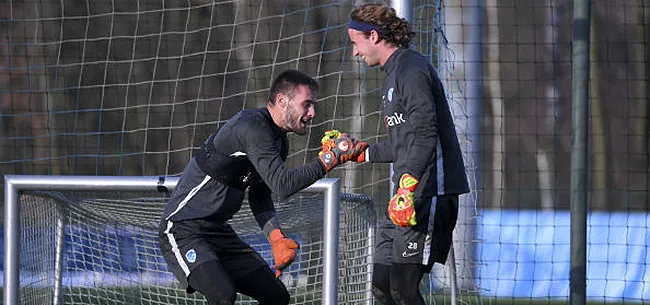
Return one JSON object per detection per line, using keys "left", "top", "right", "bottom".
{"left": 388, "top": 174, "right": 419, "bottom": 227}
{"left": 319, "top": 130, "right": 368, "bottom": 167}
{"left": 318, "top": 130, "right": 368, "bottom": 172}
{"left": 269, "top": 229, "right": 299, "bottom": 278}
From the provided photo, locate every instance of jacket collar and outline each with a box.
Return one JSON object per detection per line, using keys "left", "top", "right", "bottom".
{"left": 262, "top": 107, "right": 288, "bottom": 137}
{"left": 381, "top": 47, "right": 407, "bottom": 74}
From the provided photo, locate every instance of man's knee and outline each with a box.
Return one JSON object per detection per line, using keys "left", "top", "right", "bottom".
{"left": 234, "top": 267, "right": 290, "bottom": 305}
{"left": 390, "top": 285, "right": 422, "bottom": 305}
{"left": 198, "top": 285, "right": 237, "bottom": 305}
{"left": 256, "top": 283, "right": 290, "bottom": 305}
{"left": 388, "top": 264, "right": 425, "bottom": 305}
{"left": 278, "top": 287, "right": 290, "bottom": 305}
{"left": 372, "top": 263, "right": 393, "bottom": 304}
{"left": 372, "top": 284, "right": 391, "bottom": 304}
{"left": 205, "top": 295, "right": 237, "bottom": 305}
{"left": 260, "top": 288, "right": 290, "bottom": 305}
{"left": 187, "top": 261, "right": 237, "bottom": 305}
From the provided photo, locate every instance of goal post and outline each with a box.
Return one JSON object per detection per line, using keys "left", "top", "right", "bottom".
{"left": 4, "top": 175, "right": 375, "bottom": 305}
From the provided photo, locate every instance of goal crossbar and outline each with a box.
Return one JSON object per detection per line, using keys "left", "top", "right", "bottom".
{"left": 4, "top": 175, "right": 346, "bottom": 305}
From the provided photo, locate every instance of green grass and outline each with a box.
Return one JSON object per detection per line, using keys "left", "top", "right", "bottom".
{"left": 3, "top": 288, "right": 644, "bottom": 305}
{"left": 426, "top": 295, "right": 640, "bottom": 305}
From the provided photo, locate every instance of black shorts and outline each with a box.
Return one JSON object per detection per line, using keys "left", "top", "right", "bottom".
{"left": 374, "top": 194, "right": 459, "bottom": 272}
{"left": 158, "top": 218, "right": 269, "bottom": 292}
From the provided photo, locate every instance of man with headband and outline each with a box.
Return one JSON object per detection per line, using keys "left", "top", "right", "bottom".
{"left": 346, "top": 4, "right": 469, "bottom": 305}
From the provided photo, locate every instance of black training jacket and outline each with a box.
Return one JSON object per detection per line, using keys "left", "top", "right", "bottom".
{"left": 162, "top": 108, "right": 326, "bottom": 225}
{"left": 367, "top": 48, "right": 469, "bottom": 198}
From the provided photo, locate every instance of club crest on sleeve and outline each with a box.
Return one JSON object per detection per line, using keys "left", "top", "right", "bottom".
{"left": 185, "top": 249, "right": 197, "bottom": 263}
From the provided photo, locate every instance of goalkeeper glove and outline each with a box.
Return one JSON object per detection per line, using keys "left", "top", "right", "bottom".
{"left": 320, "top": 130, "right": 368, "bottom": 164}
{"left": 318, "top": 131, "right": 367, "bottom": 173}
{"left": 320, "top": 130, "right": 342, "bottom": 152}
{"left": 388, "top": 173, "right": 419, "bottom": 227}
{"left": 269, "top": 229, "right": 299, "bottom": 278}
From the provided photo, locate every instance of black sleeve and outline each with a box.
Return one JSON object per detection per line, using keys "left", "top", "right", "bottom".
{"left": 399, "top": 66, "right": 438, "bottom": 180}
{"left": 247, "top": 174, "right": 275, "bottom": 222}
{"left": 247, "top": 177, "right": 283, "bottom": 237}
{"left": 367, "top": 139, "right": 393, "bottom": 163}
{"left": 241, "top": 123, "right": 326, "bottom": 199}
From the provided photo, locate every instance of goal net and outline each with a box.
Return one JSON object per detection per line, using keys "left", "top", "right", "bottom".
{"left": 2, "top": 0, "right": 480, "bottom": 304}
{"left": 11, "top": 176, "right": 375, "bottom": 305}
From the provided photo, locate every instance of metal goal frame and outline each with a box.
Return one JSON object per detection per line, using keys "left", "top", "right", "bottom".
{"left": 4, "top": 175, "right": 353, "bottom": 305}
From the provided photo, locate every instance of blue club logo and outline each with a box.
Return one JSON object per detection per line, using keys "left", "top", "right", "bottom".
{"left": 185, "top": 249, "right": 197, "bottom": 263}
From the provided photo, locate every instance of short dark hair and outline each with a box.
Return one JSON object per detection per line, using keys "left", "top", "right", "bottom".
{"left": 268, "top": 69, "right": 319, "bottom": 104}
{"left": 349, "top": 4, "right": 414, "bottom": 48}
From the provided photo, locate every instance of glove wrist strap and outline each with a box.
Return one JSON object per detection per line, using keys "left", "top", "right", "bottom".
{"left": 269, "top": 228, "right": 285, "bottom": 242}
{"left": 262, "top": 216, "right": 281, "bottom": 240}
{"left": 399, "top": 173, "right": 419, "bottom": 192}
{"left": 318, "top": 151, "right": 337, "bottom": 173}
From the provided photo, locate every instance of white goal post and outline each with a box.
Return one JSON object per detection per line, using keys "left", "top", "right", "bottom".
{"left": 4, "top": 175, "right": 375, "bottom": 305}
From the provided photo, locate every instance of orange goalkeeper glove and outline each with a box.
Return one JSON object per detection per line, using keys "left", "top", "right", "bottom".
{"left": 320, "top": 130, "right": 342, "bottom": 152}
{"left": 319, "top": 130, "right": 367, "bottom": 164}
{"left": 269, "top": 229, "right": 299, "bottom": 278}
{"left": 388, "top": 174, "right": 419, "bottom": 227}
{"left": 318, "top": 131, "right": 367, "bottom": 172}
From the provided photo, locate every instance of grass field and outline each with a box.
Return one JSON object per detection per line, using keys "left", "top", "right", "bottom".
{"left": 2, "top": 288, "right": 642, "bottom": 305}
